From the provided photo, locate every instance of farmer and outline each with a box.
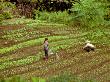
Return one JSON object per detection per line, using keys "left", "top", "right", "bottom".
{"left": 83, "top": 40, "right": 95, "bottom": 52}
{"left": 43, "top": 38, "right": 49, "bottom": 60}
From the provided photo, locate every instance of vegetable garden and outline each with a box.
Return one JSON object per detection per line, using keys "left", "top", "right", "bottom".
{"left": 0, "top": 18, "right": 110, "bottom": 82}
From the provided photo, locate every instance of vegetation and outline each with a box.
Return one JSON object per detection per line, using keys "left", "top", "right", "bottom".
{"left": 33, "top": 10, "right": 72, "bottom": 24}
{"left": 48, "top": 72, "right": 96, "bottom": 82}
{"left": 0, "top": 73, "right": 96, "bottom": 82}
{"left": 0, "top": 0, "right": 110, "bottom": 82}
{"left": 0, "top": 1, "right": 16, "bottom": 22}
{"left": 71, "top": 0, "right": 107, "bottom": 28}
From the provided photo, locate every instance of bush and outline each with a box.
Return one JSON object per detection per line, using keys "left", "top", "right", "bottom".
{"left": 33, "top": 10, "right": 72, "bottom": 24}
{"left": 2, "top": 11, "right": 13, "bottom": 19}
{"left": 70, "top": 0, "right": 107, "bottom": 28}
{"left": 0, "top": 2, "right": 15, "bottom": 22}
{"left": 0, "top": 14, "right": 4, "bottom": 22}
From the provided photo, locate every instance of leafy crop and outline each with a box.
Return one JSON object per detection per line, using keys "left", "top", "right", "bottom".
{"left": 0, "top": 36, "right": 69, "bottom": 54}
{"left": 0, "top": 38, "right": 78, "bottom": 70}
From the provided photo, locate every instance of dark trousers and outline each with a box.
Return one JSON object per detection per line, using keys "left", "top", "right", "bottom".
{"left": 84, "top": 46, "right": 94, "bottom": 52}
{"left": 44, "top": 49, "right": 48, "bottom": 58}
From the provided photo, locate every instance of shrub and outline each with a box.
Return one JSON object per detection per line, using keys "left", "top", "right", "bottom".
{"left": 2, "top": 11, "right": 13, "bottom": 19}
{"left": 0, "top": 2, "right": 16, "bottom": 22}
{"left": 70, "top": 0, "right": 107, "bottom": 28}
{"left": 0, "top": 14, "right": 4, "bottom": 22}
{"left": 33, "top": 10, "right": 72, "bottom": 24}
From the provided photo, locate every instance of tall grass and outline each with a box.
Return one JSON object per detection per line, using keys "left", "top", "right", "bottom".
{"left": 34, "top": 10, "right": 72, "bottom": 24}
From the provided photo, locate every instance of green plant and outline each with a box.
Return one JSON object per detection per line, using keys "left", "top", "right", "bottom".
{"left": 0, "top": 76, "right": 45, "bottom": 82}
{"left": 0, "top": 14, "right": 4, "bottom": 22}
{"left": 0, "top": 38, "right": 79, "bottom": 70}
{"left": 48, "top": 72, "right": 96, "bottom": 82}
{"left": 2, "top": 11, "right": 13, "bottom": 19}
{"left": 34, "top": 11, "right": 72, "bottom": 24}
{"left": 0, "top": 2, "right": 15, "bottom": 23}
{"left": 0, "top": 36, "right": 69, "bottom": 54}
{"left": 71, "top": 0, "right": 107, "bottom": 28}
{"left": 32, "top": 77, "right": 46, "bottom": 82}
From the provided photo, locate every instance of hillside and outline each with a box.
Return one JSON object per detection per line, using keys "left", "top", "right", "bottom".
{"left": 0, "top": 18, "right": 110, "bottom": 82}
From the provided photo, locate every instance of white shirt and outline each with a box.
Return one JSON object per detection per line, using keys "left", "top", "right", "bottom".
{"left": 44, "top": 41, "right": 49, "bottom": 50}
{"left": 85, "top": 43, "right": 95, "bottom": 48}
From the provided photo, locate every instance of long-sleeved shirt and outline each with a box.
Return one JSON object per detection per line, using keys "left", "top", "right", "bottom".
{"left": 44, "top": 41, "right": 49, "bottom": 50}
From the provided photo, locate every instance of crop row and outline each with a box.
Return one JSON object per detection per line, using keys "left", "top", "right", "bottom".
{"left": 0, "top": 35, "right": 69, "bottom": 54}
{"left": 0, "top": 44, "right": 106, "bottom": 78}
{"left": 0, "top": 38, "right": 78, "bottom": 70}
{"left": 0, "top": 38, "right": 76, "bottom": 64}
{"left": 0, "top": 32, "right": 86, "bottom": 55}
{"left": 2, "top": 33, "right": 48, "bottom": 42}
{"left": 2, "top": 28, "right": 69, "bottom": 42}
{"left": 1, "top": 18, "right": 36, "bottom": 26}
{"left": 21, "top": 50, "right": 109, "bottom": 80}
{"left": 0, "top": 43, "right": 72, "bottom": 70}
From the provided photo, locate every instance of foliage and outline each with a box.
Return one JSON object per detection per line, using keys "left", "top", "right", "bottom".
{"left": 0, "top": 36, "right": 69, "bottom": 54}
{"left": 2, "top": 11, "right": 13, "bottom": 19}
{"left": 71, "top": 0, "right": 107, "bottom": 28}
{"left": 48, "top": 72, "right": 96, "bottom": 82}
{"left": 0, "top": 74, "right": 96, "bottom": 82}
{"left": 1, "top": 18, "right": 35, "bottom": 25}
{"left": 0, "top": 2, "right": 16, "bottom": 22}
{"left": 0, "top": 76, "right": 45, "bottom": 82}
{"left": 34, "top": 10, "right": 72, "bottom": 24}
{"left": 0, "top": 2, "right": 15, "bottom": 10}
{"left": 0, "top": 14, "right": 4, "bottom": 23}
{"left": 0, "top": 39, "right": 76, "bottom": 70}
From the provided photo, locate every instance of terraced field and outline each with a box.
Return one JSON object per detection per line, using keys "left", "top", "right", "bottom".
{"left": 0, "top": 20, "right": 110, "bottom": 82}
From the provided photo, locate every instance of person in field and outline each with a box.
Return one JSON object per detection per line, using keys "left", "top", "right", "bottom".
{"left": 83, "top": 40, "right": 95, "bottom": 52}
{"left": 43, "top": 38, "right": 49, "bottom": 60}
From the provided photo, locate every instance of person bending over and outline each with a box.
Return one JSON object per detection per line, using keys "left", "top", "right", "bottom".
{"left": 83, "top": 40, "right": 95, "bottom": 52}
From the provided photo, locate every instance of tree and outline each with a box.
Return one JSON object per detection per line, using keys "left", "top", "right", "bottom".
{"left": 71, "top": 0, "right": 107, "bottom": 28}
